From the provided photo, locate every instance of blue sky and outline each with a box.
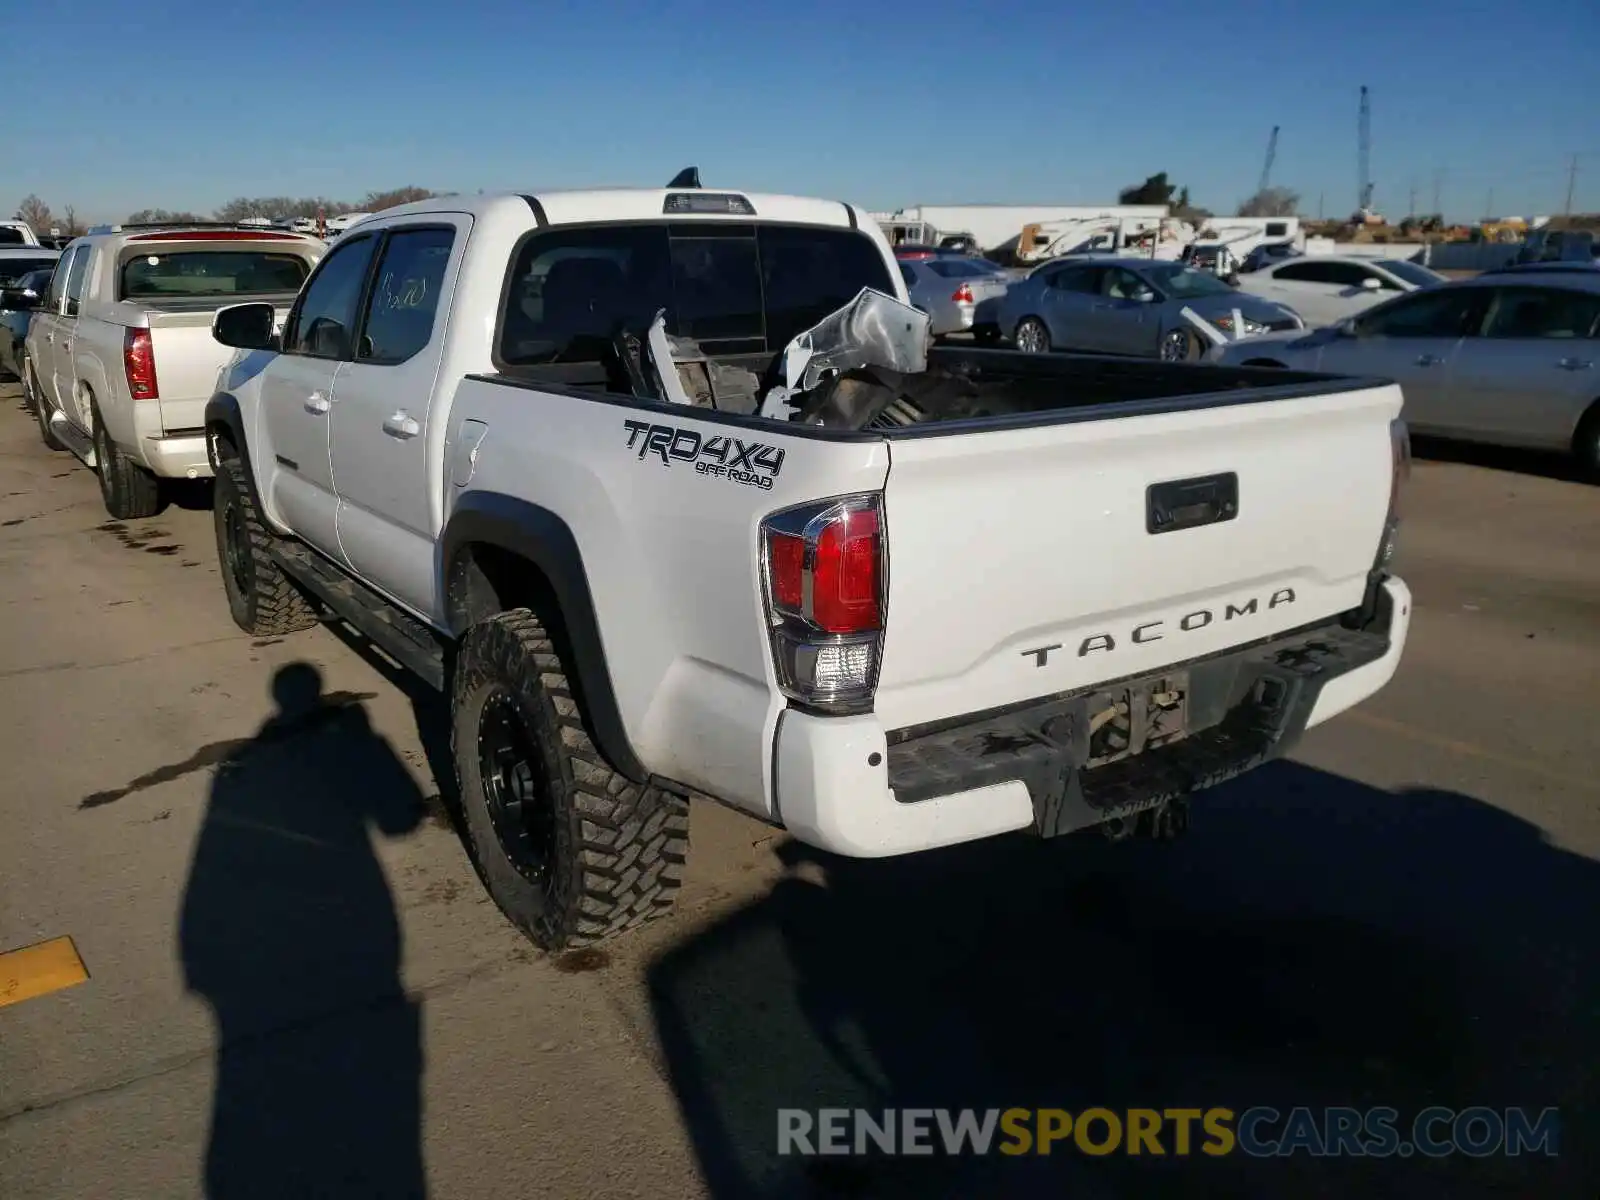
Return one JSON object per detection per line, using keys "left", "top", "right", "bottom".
{"left": 9, "top": 0, "right": 1598, "bottom": 225}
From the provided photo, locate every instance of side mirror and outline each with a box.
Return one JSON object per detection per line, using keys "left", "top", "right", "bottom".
{"left": 213, "top": 302, "right": 279, "bottom": 351}
{"left": 1360, "top": 277, "right": 1383, "bottom": 291}
{"left": 1134, "top": 288, "right": 1158, "bottom": 304}
{"left": 0, "top": 287, "right": 41, "bottom": 310}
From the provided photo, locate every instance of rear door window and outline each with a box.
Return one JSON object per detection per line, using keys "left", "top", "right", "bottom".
{"left": 1354, "top": 287, "right": 1486, "bottom": 338}
{"left": 1481, "top": 287, "right": 1600, "bottom": 339}
{"left": 1048, "top": 265, "right": 1103, "bottom": 293}
{"left": 1274, "top": 260, "right": 1350, "bottom": 286}
{"left": 356, "top": 227, "right": 455, "bottom": 363}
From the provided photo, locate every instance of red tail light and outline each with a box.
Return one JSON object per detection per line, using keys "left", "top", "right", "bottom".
{"left": 762, "top": 494, "right": 886, "bottom": 711}
{"left": 124, "top": 328, "right": 159, "bottom": 400}
{"left": 952, "top": 283, "right": 975, "bottom": 304}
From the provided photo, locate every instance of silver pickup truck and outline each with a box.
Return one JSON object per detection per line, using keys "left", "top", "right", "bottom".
{"left": 5, "top": 224, "right": 322, "bottom": 518}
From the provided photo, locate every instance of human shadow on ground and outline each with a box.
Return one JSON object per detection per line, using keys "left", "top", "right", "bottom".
{"left": 178, "top": 662, "right": 429, "bottom": 1199}
{"left": 648, "top": 760, "right": 1597, "bottom": 1199}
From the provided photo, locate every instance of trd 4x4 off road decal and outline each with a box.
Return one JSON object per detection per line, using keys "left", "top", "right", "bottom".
{"left": 623, "top": 420, "right": 786, "bottom": 490}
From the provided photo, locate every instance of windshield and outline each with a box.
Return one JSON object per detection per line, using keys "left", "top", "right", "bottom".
{"left": 1146, "top": 263, "right": 1234, "bottom": 298}
{"left": 0, "top": 257, "right": 57, "bottom": 286}
{"left": 119, "top": 250, "right": 310, "bottom": 299}
{"left": 1378, "top": 259, "right": 1445, "bottom": 289}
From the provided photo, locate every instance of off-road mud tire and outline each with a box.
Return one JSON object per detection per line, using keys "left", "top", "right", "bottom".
{"left": 451, "top": 610, "right": 689, "bottom": 950}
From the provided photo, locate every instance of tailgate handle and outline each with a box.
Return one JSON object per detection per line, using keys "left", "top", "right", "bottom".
{"left": 1147, "top": 472, "right": 1238, "bottom": 535}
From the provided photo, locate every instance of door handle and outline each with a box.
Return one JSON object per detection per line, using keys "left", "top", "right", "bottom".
{"left": 383, "top": 411, "right": 421, "bottom": 439}
{"left": 1414, "top": 354, "right": 1443, "bottom": 367}
{"left": 1556, "top": 357, "right": 1593, "bottom": 371}
{"left": 304, "top": 391, "right": 330, "bottom": 414}
{"left": 45, "top": 333, "right": 54, "bottom": 344}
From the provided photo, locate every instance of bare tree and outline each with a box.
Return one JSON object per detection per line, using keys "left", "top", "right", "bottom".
{"left": 127, "top": 208, "right": 206, "bottom": 223}
{"left": 63, "top": 206, "right": 85, "bottom": 235}
{"left": 1237, "top": 187, "right": 1301, "bottom": 218}
{"left": 361, "top": 187, "right": 435, "bottom": 212}
{"left": 15, "top": 194, "right": 54, "bottom": 232}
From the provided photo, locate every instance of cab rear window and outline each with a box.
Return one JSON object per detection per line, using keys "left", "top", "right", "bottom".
{"left": 498, "top": 222, "right": 894, "bottom": 367}
{"left": 118, "top": 251, "right": 310, "bottom": 299}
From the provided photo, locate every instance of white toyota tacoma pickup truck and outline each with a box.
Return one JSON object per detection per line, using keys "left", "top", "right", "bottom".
{"left": 202, "top": 176, "right": 1412, "bottom": 949}
{"left": 5, "top": 223, "right": 322, "bottom": 518}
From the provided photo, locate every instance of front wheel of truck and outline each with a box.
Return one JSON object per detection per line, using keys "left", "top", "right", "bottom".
{"left": 451, "top": 610, "right": 688, "bottom": 950}
{"left": 212, "top": 456, "right": 319, "bottom": 636}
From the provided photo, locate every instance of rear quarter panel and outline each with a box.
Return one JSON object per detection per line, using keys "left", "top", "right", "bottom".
{"left": 452, "top": 382, "right": 890, "bottom": 817}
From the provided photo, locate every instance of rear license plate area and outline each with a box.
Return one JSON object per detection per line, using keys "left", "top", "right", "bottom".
{"left": 1084, "top": 673, "right": 1190, "bottom": 769}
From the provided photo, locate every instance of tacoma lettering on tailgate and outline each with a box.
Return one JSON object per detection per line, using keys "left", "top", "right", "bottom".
{"left": 622, "top": 420, "right": 785, "bottom": 490}
{"left": 1021, "top": 589, "right": 1298, "bottom": 665}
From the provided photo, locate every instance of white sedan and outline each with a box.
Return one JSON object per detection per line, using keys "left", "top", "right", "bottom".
{"left": 1236, "top": 255, "right": 1445, "bottom": 328}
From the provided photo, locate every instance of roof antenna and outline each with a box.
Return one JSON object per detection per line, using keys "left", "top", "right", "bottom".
{"left": 667, "top": 167, "right": 701, "bottom": 189}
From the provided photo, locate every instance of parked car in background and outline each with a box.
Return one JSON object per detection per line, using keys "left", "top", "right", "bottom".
{"left": 324, "top": 211, "right": 373, "bottom": 238}
{"left": 0, "top": 220, "right": 41, "bottom": 247}
{"left": 6, "top": 223, "right": 323, "bottom": 517}
{"left": 1208, "top": 271, "right": 1600, "bottom": 472}
{"left": 1238, "top": 242, "right": 1301, "bottom": 273}
{"left": 0, "top": 246, "right": 60, "bottom": 288}
{"left": 1000, "top": 257, "right": 1302, "bottom": 360}
{"left": 0, "top": 265, "right": 57, "bottom": 382}
{"left": 897, "top": 255, "right": 1011, "bottom": 338}
{"left": 1514, "top": 228, "right": 1598, "bottom": 266}
{"left": 894, "top": 242, "right": 981, "bottom": 261}
{"left": 1237, "top": 255, "right": 1444, "bottom": 328}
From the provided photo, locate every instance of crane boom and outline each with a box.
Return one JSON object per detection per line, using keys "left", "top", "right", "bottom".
{"left": 1358, "top": 86, "right": 1374, "bottom": 212}
{"left": 1258, "top": 125, "right": 1279, "bottom": 195}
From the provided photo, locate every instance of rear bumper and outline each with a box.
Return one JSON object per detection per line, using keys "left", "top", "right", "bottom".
{"left": 774, "top": 576, "right": 1410, "bottom": 857}
{"left": 137, "top": 432, "right": 213, "bottom": 479}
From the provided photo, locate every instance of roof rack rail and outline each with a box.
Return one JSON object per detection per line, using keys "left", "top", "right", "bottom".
{"left": 84, "top": 221, "right": 304, "bottom": 235}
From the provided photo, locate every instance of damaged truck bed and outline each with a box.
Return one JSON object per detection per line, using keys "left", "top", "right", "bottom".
{"left": 553, "top": 286, "right": 1355, "bottom": 433}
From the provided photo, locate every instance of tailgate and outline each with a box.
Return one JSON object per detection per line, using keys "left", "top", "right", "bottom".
{"left": 872, "top": 382, "right": 1402, "bottom": 731}
{"left": 146, "top": 302, "right": 291, "bottom": 432}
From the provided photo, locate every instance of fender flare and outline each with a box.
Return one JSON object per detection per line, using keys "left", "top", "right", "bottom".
{"left": 204, "top": 392, "right": 266, "bottom": 512}
{"left": 441, "top": 492, "right": 648, "bottom": 784}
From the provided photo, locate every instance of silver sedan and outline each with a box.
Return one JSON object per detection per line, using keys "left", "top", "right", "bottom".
{"left": 1209, "top": 270, "right": 1600, "bottom": 473}
{"left": 896, "top": 257, "right": 1011, "bottom": 338}
{"left": 995, "top": 257, "right": 1301, "bottom": 361}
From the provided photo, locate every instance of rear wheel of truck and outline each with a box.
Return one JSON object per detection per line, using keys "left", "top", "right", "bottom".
{"left": 451, "top": 611, "right": 688, "bottom": 950}
{"left": 91, "top": 397, "right": 162, "bottom": 519}
{"left": 212, "top": 456, "right": 319, "bottom": 636}
{"left": 27, "top": 356, "right": 66, "bottom": 451}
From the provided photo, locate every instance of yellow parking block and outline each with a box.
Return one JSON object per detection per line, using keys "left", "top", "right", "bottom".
{"left": 0, "top": 936, "right": 89, "bottom": 1009}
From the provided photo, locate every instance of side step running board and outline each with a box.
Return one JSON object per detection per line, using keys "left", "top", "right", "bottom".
{"left": 270, "top": 541, "right": 447, "bottom": 691}
{"left": 49, "top": 413, "right": 97, "bottom": 466}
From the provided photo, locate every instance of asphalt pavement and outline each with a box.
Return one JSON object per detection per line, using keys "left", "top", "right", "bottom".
{"left": 0, "top": 382, "right": 1596, "bottom": 1199}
